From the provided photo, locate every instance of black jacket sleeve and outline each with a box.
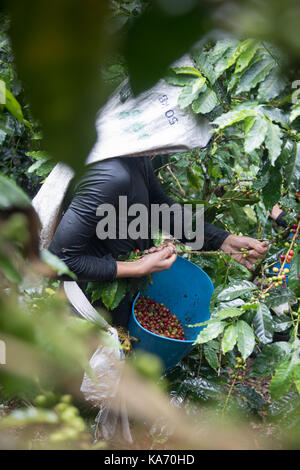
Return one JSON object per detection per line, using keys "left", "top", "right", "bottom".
{"left": 147, "top": 160, "right": 230, "bottom": 251}
{"left": 275, "top": 211, "right": 288, "bottom": 228}
{"left": 48, "top": 161, "right": 131, "bottom": 282}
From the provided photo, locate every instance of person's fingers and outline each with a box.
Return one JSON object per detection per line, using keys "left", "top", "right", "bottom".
{"left": 241, "top": 258, "right": 255, "bottom": 271}
{"left": 156, "top": 246, "right": 174, "bottom": 260}
{"left": 248, "top": 239, "right": 268, "bottom": 255}
{"left": 161, "top": 252, "right": 177, "bottom": 269}
{"left": 234, "top": 254, "right": 254, "bottom": 271}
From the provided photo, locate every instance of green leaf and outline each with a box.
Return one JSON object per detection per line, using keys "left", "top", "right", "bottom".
{"left": 90, "top": 287, "right": 103, "bottom": 304}
{"left": 257, "top": 69, "right": 287, "bottom": 102}
{"left": 290, "top": 104, "right": 300, "bottom": 123}
{"left": 110, "top": 279, "right": 128, "bottom": 310}
{"left": 226, "top": 39, "right": 258, "bottom": 70}
{"left": 270, "top": 360, "right": 294, "bottom": 400}
{"left": 289, "top": 253, "right": 300, "bottom": 296}
{"left": 217, "top": 280, "right": 257, "bottom": 302}
{"left": 172, "top": 66, "right": 203, "bottom": 77}
{"left": 164, "top": 69, "right": 195, "bottom": 87}
{"left": 5, "top": 89, "right": 26, "bottom": 124}
{"left": 253, "top": 303, "right": 274, "bottom": 344}
{"left": 236, "top": 320, "right": 255, "bottom": 360}
{"left": 203, "top": 343, "right": 219, "bottom": 371}
{"left": 209, "top": 39, "right": 240, "bottom": 65}
{"left": 216, "top": 307, "right": 243, "bottom": 321}
{"left": 195, "top": 321, "right": 226, "bottom": 345}
{"left": 26, "top": 150, "right": 52, "bottom": 161}
{"left": 186, "top": 168, "right": 201, "bottom": 190}
{"left": 178, "top": 77, "right": 206, "bottom": 109}
{"left": 265, "top": 121, "right": 282, "bottom": 166}
{"left": 192, "top": 88, "right": 219, "bottom": 114}
{"left": 262, "top": 166, "right": 282, "bottom": 209}
{"left": 0, "top": 79, "right": 5, "bottom": 104}
{"left": 292, "top": 363, "right": 300, "bottom": 395}
{"left": 230, "top": 202, "right": 250, "bottom": 233}
{"left": 265, "top": 287, "right": 297, "bottom": 308}
{"left": 262, "top": 107, "right": 288, "bottom": 128}
{"left": 213, "top": 108, "right": 256, "bottom": 131}
{"left": 244, "top": 117, "right": 267, "bottom": 153}
{"left": 192, "top": 49, "right": 216, "bottom": 85}
{"left": 236, "top": 58, "right": 275, "bottom": 94}
{"left": 100, "top": 281, "right": 119, "bottom": 310}
{"left": 284, "top": 140, "right": 298, "bottom": 187}
{"left": 40, "top": 250, "right": 77, "bottom": 280}
{"left": 0, "top": 251, "right": 22, "bottom": 284}
{"left": 222, "top": 324, "right": 238, "bottom": 354}
{"left": 0, "top": 174, "right": 31, "bottom": 210}
{"left": 234, "top": 39, "right": 260, "bottom": 74}
{"left": 251, "top": 342, "right": 292, "bottom": 377}
{"left": 214, "top": 42, "right": 241, "bottom": 78}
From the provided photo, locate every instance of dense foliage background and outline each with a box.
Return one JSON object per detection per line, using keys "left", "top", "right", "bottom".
{"left": 0, "top": 0, "right": 300, "bottom": 450}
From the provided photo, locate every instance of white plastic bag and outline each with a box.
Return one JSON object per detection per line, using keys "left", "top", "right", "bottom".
{"left": 80, "top": 327, "right": 133, "bottom": 443}
{"left": 63, "top": 281, "right": 133, "bottom": 444}
{"left": 87, "top": 55, "right": 212, "bottom": 164}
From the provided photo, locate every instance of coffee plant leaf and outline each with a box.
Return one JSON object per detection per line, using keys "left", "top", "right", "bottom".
{"left": 262, "top": 165, "right": 282, "bottom": 209}
{"left": 236, "top": 320, "right": 255, "bottom": 360}
{"left": 0, "top": 250, "right": 22, "bottom": 284}
{"left": 203, "top": 342, "right": 219, "bottom": 371}
{"left": 0, "top": 173, "right": 31, "bottom": 209}
{"left": 290, "top": 104, "right": 300, "bottom": 123}
{"left": 216, "top": 307, "right": 243, "bottom": 321}
{"left": 250, "top": 342, "right": 292, "bottom": 378}
{"left": 178, "top": 77, "right": 207, "bottom": 109}
{"left": 195, "top": 321, "right": 226, "bottom": 345}
{"left": 265, "top": 287, "right": 297, "bottom": 308}
{"left": 257, "top": 68, "right": 287, "bottom": 102}
{"left": 222, "top": 324, "right": 238, "bottom": 354}
{"left": 164, "top": 69, "right": 195, "bottom": 87}
{"left": 192, "top": 88, "right": 219, "bottom": 114}
{"left": 217, "top": 280, "right": 257, "bottom": 302}
{"left": 191, "top": 49, "right": 216, "bottom": 85}
{"left": 283, "top": 140, "right": 299, "bottom": 188}
{"left": 288, "top": 253, "right": 300, "bottom": 296}
{"left": 244, "top": 117, "right": 268, "bottom": 153}
{"left": 235, "top": 57, "right": 275, "bottom": 94}
{"left": 270, "top": 360, "right": 294, "bottom": 400}
{"left": 172, "top": 66, "right": 203, "bottom": 77}
{"left": 213, "top": 107, "right": 256, "bottom": 131}
{"left": 293, "top": 363, "right": 300, "bottom": 395}
{"left": 98, "top": 280, "right": 119, "bottom": 310}
{"left": 265, "top": 121, "right": 282, "bottom": 166}
{"left": 186, "top": 167, "right": 201, "bottom": 190}
{"left": 41, "top": 250, "right": 77, "bottom": 280}
{"left": 234, "top": 39, "right": 260, "bottom": 75}
{"left": 253, "top": 303, "right": 274, "bottom": 345}
{"left": 110, "top": 279, "right": 128, "bottom": 310}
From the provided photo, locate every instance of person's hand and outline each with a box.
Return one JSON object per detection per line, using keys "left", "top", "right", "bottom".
{"left": 136, "top": 244, "right": 177, "bottom": 276}
{"left": 268, "top": 204, "right": 283, "bottom": 221}
{"left": 220, "top": 235, "right": 268, "bottom": 271}
{"left": 116, "top": 244, "right": 177, "bottom": 278}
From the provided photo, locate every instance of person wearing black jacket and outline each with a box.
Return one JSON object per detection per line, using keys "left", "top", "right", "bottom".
{"left": 49, "top": 156, "right": 268, "bottom": 326}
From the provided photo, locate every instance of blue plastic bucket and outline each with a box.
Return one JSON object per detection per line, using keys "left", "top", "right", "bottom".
{"left": 128, "top": 256, "right": 214, "bottom": 371}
